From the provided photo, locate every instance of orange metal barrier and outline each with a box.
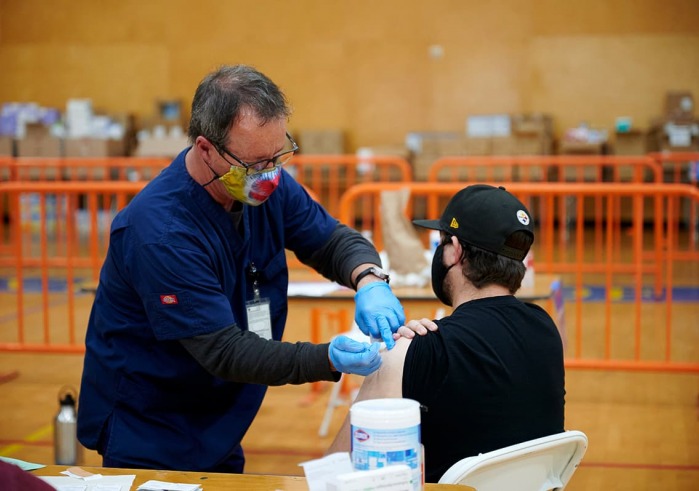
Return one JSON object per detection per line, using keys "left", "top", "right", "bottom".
{"left": 0, "top": 173, "right": 324, "bottom": 354}
{"left": 338, "top": 181, "right": 699, "bottom": 374}
{"left": 649, "top": 151, "right": 699, "bottom": 253}
{"left": 0, "top": 157, "right": 170, "bottom": 262}
{"left": 427, "top": 155, "right": 662, "bottom": 183}
{"left": 0, "top": 181, "right": 146, "bottom": 353}
{"left": 649, "top": 151, "right": 699, "bottom": 184}
{"left": 1, "top": 156, "right": 171, "bottom": 181}
{"left": 2, "top": 169, "right": 696, "bottom": 376}
{"left": 286, "top": 154, "right": 413, "bottom": 217}
{"left": 284, "top": 154, "right": 413, "bottom": 270}
{"left": 427, "top": 156, "right": 667, "bottom": 293}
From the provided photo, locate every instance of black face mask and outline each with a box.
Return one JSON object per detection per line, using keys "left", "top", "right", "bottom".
{"left": 431, "top": 243, "right": 456, "bottom": 306}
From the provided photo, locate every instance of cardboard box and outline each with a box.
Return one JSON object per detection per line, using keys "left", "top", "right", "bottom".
{"left": 64, "top": 138, "right": 127, "bottom": 157}
{"left": 412, "top": 153, "right": 438, "bottom": 181}
{"left": 16, "top": 124, "right": 63, "bottom": 157}
{"left": 491, "top": 136, "right": 516, "bottom": 155}
{"left": 648, "top": 119, "right": 699, "bottom": 153}
{"left": 298, "top": 129, "right": 345, "bottom": 154}
{"left": 462, "top": 137, "right": 491, "bottom": 156}
{"left": 466, "top": 114, "right": 511, "bottom": 137}
{"left": 511, "top": 134, "right": 553, "bottom": 155}
{"left": 357, "top": 144, "right": 411, "bottom": 160}
{"left": 511, "top": 113, "right": 553, "bottom": 136}
{"left": 405, "top": 132, "right": 460, "bottom": 154}
{"left": 0, "top": 136, "right": 13, "bottom": 156}
{"left": 558, "top": 141, "right": 606, "bottom": 155}
{"left": 613, "top": 131, "right": 647, "bottom": 156}
{"left": 664, "top": 91, "right": 694, "bottom": 122}
{"left": 135, "top": 136, "right": 190, "bottom": 158}
{"left": 434, "top": 138, "right": 462, "bottom": 156}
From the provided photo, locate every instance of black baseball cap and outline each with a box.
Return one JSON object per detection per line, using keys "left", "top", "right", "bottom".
{"left": 413, "top": 184, "right": 534, "bottom": 261}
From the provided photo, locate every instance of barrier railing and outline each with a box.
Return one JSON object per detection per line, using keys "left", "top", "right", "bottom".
{"left": 649, "top": 151, "right": 699, "bottom": 254}
{"left": 338, "top": 181, "right": 699, "bottom": 373}
{"left": 427, "top": 155, "right": 662, "bottom": 184}
{"left": 0, "top": 172, "right": 322, "bottom": 353}
{"left": 1, "top": 156, "right": 171, "bottom": 181}
{"left": 648, "top": 151, "right": 699, "bottom": 184}
{"left": 0, "top": 157, "right": 170, "bottom": 258}
{"left": 1, "top": 168, "right": 696, "bottom": 375}
{"left": 284, "top": 154, "right": 413, "bottom": 269}
{"left": 426, "top": 156, "right": 667, "bottom": 293}
{"left": 286, "top": 154, "right": 413, "bottom": 217}
{"left": 0, "top": 181, "right": 146, "bottom": 353}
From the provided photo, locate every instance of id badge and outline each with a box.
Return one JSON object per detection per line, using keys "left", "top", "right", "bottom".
{"left": 246, "top": 298, "right": 272, "bottom": 340}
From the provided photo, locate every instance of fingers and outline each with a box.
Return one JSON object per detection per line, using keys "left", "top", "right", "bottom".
{"left": 363, "top": 343, "right": 382, "bottom": 373}
{"left": 377, "top": 316, "right": 394, "bottom": 350}
{"left": 395, "top": 326, "right": 417, "bottom": 339}
{"left": 336, "top": 335, "right": 369, "bottom": 352}
{"left": 394, "top": 318, "right": 440, "bottom": 338}
{"left": 348, "top": 342, "right": 382, "bottom": 376}
{"left": 419, "top": 318, "right": 439, "bottom": 332}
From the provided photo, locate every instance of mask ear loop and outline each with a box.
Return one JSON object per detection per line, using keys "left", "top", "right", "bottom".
{"left": 202, "top": 160, "right": 221, "bottom": 187}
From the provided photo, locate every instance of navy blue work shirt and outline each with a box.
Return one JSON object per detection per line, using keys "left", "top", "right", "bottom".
{"left": 77, "top": 148, "right": 337, "bottom": 471}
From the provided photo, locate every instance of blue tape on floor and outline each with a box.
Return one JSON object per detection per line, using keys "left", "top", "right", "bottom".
{"left": 0, "top": 277, "right": 88, "bottom": 293}
{"left": 561, "top": 286, "right": 698, "bottom": 302}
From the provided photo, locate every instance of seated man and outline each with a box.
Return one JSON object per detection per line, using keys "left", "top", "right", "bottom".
{"left": 329, "top": 184, "right": 566, "bottom": 482}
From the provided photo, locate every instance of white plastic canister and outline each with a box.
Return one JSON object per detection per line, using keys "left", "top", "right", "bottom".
{"left": 350, "top": 398, "right": 422, "bottom": 489}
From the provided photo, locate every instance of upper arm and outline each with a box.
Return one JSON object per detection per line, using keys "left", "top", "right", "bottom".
{"left": 353, "top": 337, "right": 411, "bottom": 402}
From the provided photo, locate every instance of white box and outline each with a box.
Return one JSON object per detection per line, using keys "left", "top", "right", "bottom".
{"left": 466, "top": 114, "right": 511, "bottom": 137}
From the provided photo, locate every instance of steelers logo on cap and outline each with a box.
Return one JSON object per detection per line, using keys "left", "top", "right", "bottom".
{"left": 517, "top": 210, "right": 530, "bottom": 225}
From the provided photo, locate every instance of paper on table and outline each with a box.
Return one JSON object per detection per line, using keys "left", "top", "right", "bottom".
{"left": 137, "top": 481, "right": 201, "bottom": 490}
{"left": 299, "top": 452, "right": 354, "bottom": 491}
{"left": 0, "top": 456, "right": 45, "bottom": 471}
{"left": 38, "top": 475, "right": 135, "bottom": 491}
{"left": 62, "top": 467, "right": 102, "bottom": 480}
{"left": 287, "top": 281, "right": 345, "bottom": 297}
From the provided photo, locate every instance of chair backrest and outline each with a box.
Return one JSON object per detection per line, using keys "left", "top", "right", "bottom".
{"left": 438, "top": 430, "right": 588, "bottom": 490}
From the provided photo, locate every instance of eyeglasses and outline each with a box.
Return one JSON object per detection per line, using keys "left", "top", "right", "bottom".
{"left": 215, "top": 132, "right": 298, "bottom": 175}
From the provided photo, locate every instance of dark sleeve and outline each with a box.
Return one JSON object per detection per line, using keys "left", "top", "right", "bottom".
{"left": 402, "top": 329, "right": 449, "bottom": 408}
{"left": 180, "top": 323, "right": 341, "bottom": 386}
{"left": 296, "top": 223, "right": 382, "bottom": 289}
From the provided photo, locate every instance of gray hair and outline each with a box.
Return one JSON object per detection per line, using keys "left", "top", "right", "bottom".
{"left": 187, "top": 64, "right": 291, "bottom": 147}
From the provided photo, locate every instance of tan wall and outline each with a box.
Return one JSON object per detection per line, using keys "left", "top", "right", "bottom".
{"left": 1, "top": 0, "right": 698, "bottom": 151}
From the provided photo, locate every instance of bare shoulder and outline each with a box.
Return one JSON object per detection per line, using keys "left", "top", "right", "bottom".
{"left": 354, "top": 337, "right": 411, "bottom": 401}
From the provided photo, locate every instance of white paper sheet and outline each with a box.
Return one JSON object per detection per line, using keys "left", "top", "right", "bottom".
{"left": 287, "top": 281, "right": 345, "bottom": 297}
{"left": 38, "top": 475, "right": 135, "bottom": 491}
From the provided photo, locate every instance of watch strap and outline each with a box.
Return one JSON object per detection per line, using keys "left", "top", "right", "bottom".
{"left": 353, "top": 266, "right": 389, "bottom": 290}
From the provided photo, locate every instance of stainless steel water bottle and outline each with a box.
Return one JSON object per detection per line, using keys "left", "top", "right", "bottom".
{"left": 54, "top": 386, "right": 81, "bottom": 465}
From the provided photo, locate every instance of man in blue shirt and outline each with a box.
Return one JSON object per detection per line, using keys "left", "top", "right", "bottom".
{"left": 77, "top": 64, "right": 405, "bottom": 473}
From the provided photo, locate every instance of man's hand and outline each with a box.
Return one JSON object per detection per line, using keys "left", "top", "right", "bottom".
{"left": 354, "top": 282, "right": 406, "bottom": 350}
{"left": 393, "top": 318, "right": 439, "bottom": 340}
{"left": 328, "top": 335, "right": 382, "bottom": 376}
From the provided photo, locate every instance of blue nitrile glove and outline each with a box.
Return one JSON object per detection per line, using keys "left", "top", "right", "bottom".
{"left": 329, "top": 335, "right": 382, "bottom": 376}
{"left": 354, "top": 281, "right": 406, "bottom": 350}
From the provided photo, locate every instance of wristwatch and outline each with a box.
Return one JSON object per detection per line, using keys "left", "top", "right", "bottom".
{"left": 353, "top": 266, "right": 390, "bottom": 290}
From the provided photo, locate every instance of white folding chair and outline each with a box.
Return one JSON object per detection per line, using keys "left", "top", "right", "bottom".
{"left": 438, "top": 430, "right": 588, "bottom": 490}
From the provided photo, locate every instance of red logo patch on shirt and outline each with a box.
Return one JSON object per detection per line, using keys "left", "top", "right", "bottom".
{"left": 160, "top": 294, "right": 179, "bottom": 305}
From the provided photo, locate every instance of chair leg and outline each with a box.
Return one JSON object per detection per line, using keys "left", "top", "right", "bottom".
{"left": 318, "top": 374, "right": 346, "bottom": 437}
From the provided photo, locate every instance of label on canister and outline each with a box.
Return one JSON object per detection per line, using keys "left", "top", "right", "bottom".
{"left": 350, "top": 398, "right": 422, "bottom": 490}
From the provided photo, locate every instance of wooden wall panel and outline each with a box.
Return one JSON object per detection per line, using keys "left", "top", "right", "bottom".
{"left": 527, "top": 35, "right": 699, "bottom": 134}
{"left": 0, "top": 0, "right": 698, "bottom": 150}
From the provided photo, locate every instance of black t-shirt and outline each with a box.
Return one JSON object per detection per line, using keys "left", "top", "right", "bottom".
{"left": 402, "top": 295, "right": 566, "bottom": 483}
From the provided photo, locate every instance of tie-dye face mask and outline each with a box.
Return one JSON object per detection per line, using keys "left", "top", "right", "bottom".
{"left": 218, "top": 164, "right": 282, "bottom": 206}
